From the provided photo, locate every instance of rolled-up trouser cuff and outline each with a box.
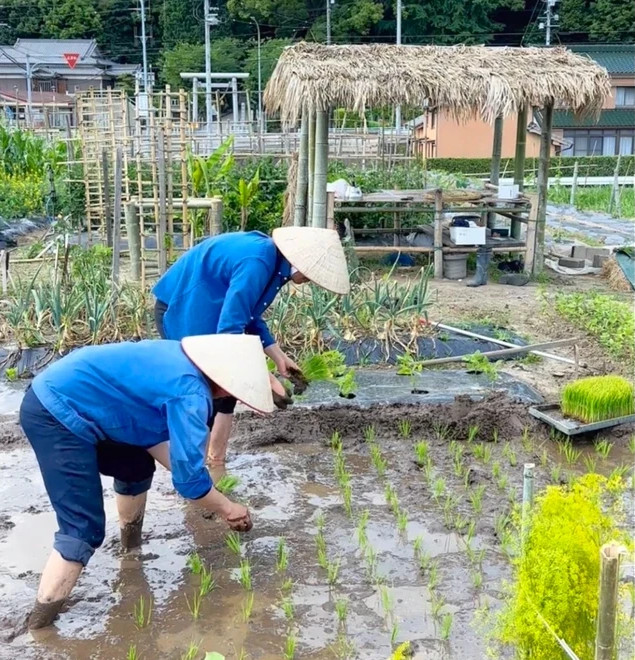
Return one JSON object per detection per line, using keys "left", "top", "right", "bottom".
{"left": 114, "top": 476, "right": 153, "bottom": 496}
{"left": 54, "top": 532, "right": 96, "bottom": 567}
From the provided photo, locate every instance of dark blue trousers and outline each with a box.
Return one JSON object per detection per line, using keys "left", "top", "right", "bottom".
{"left": 19, "top": 387, "right": 155, "bottom": 566}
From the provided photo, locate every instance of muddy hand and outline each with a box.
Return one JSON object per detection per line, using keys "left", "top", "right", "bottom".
{"left": 287, "top": 366, "right": 309, "bottom": 395}
{"left": 272, "top": 389, "right": 294, "bottom": 410}
{"left": 226, "top": 510, "right": 253, "bottom": 532}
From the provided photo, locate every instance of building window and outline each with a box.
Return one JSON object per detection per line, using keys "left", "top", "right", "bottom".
{"left": 430, "top": 110, "right": 436, "bottom": 130}
{"left": 562, "top": 129, "right": 635, "bottom": 156}
{"left": 37, "top": 80, "right": 53, "bottom": 92}
{"left": 615, "top": 87, "right": 635, "bottom": 107}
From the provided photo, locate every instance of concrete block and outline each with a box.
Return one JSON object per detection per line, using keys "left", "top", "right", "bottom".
{"left": 586, "top": 247, "right": 610, "bottom": 260}
{"left": 593, "top": 254, "right": 609, "bottom": 268}
{"left": 559, "top": 257, "right": 585, "bottom": 269}
{"left": 571, "top": 245, "right": 588, "bottom": 259}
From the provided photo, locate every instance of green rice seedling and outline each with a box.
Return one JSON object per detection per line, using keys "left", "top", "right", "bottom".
{"left": 594, "top": 439, "right": 613, "bottom": 459}
{"left": 226, "top": 531, "right": 242, "bottom": 556}
{"left": 466, "top": 521, "right": 477, "bottom": 544}
{"left": 316, "top": 511, "right": 326, "bottom": 532}
{"left": 419, "top": 550, "right": 431, "bottom": 573}
{"left": 521, "top": 427, "right": 532, "bottom": 453}
{"left": 379, "top": 585, "right": 394, "bottom": 617}
{"left": 316, "top": 540, "right": 328, "bottom": 570}
{"left": 237, "top": 649, "right": 248, "bottom": 660}
{"left": 431, "top": 592, "right": 445, "bottom": 619}
{"left": 629, "top": 436, "right": 635, "bottom": 455}
{"left": 241, "top": 592, "right": 255, "bottom": 622}
{"left": 199, "top": 566, "right": 216, "bottom": 596}
{"left": 494, "top": 513, "right": 510, "bottom": 539}
{"left": 492, "top": 429, "right": 499, "bottom": 444}
{"left": 562, "top": 375, "right": 634, "bottom": 423}
{"left": 391, "top": 622, "right": 399, "bottom": 647}
{"left": 423, "top": 457, "right": 434, "bottom": 485}
{"left": 440, "top": 613, "right": 453, "bottom": 641}
{"left": 464, "top": 351, "right": 499, "bottom": 382}
{"left": 467, "top": 425, "right": 479, "bottom": 444}
{"left": 283, "top": 630, "right": 297, "bottom": 660}
{"left": 473, "top": 443, "right": 492, "bottom": 463}
{"left": 365, "top": 546, "right": 379, "bottom": 580}
{"left": 181, "top": 641, "right": 201, "bottom": 660}
{"left": 384, "top": 483, "right": 399, "bottom": 510}
{"left": 497, "top": 474, "right": 510, "bottom": 492}
{"left": 454, "top": 513, "right": 469, "bottom": 533}
{"left": 132, "top": 595, "right": 152, "bottom": 629}
{"left": 239, "top": 559, "right": 252, "bottom": 591}
{"left": 397, "top": 509, "right": 408, "bottom": 533}
{"left": 610, "top": 464, "right": 631, "bottom": 481}
{"left": 414, "top": 441, "right": 429, "bottom": 466}
{"left": 363, "top": 425, "right": 376, "bottom": 443}
{"left": 327, "top": 558, "right": 341, "bottom": 585}
{"left": 433, "top": 423, "right": 451, "bottom": 441}
{"left": 281, "top": 596, "right": 294, "bottom": 621}
{"left": 398, "top": 420, "right": 412, "bottom": 439}
{"left": 471, "top": 569, "right": 483, "bottom": 589}
{"left": 342, "top": 482, "right": 353, "bottom": 517}
{"left": 335, "top": 597, "right": 349, "bottom": 626}
{"left": 356, "top": 510, "right": 370, "bottom": 548}
{"left": 562, "top": 441, "right": 582, "bottom": 466}
{"left": 491, "top": 461, "right": 501, "bottom": 479}
{"left": 281, "top": 578, "right": 294, "bottom": 594}
{"left": 276, "top": 537, "right": 289, "bottom": 573}
{"left": 469, "top": 485, "right": 486, "bottom": 515}
{"left": 331, "top": 430, "right": 343, "bottom": 451}
{"left": 370, "top": 445, "right": 387, "bottom": 476}
{"left": 428, "top": 561, "right": 440, "bottom": 590}
{"left": 333, "top": 633, "right": 356, "bottom": 659}
{"left": 187, "top": 552, "right": 203, "bottom": 575}
{"left": 583, "top": 455, "right": 598, "bottom": 474}
{"left": 185, "top": 590, "right": 203, "bottom": 620}
{"left": 413, "top": 535, "right": 424, "bottom": 559}
{"left": 502, "top": 443, "right": 517, "bottom": 467}
{"left": 442, "top": 504, "right": 453, "bottom": 530}
{"left": 127, "top": 645, "right": 139, "bottom": 660}
{"left": 215, "top": 474, "right": 240, "bottom": 495}
{"left": 432, "top": 477, "right": 446, "bottom": 501}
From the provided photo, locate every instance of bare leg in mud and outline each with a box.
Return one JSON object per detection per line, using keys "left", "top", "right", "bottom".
{"left": 116, "top": 492, "right": 148, "bottom": 551}
{"left": 29, "top": 551, "right": 83, "bottom": 629}
{"left": 206, "top": 412, "right": 233, "bottom": 466}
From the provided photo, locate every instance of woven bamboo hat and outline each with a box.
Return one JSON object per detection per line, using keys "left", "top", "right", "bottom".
{"left": 272, "top": 227, "right": 350, "bottom": 295}
{"left": 181, "top": 334, "right": 274, "bottom": 414}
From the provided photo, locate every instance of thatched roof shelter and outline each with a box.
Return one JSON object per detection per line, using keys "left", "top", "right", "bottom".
{"left": 264, "top": 42, "right": 610, "bottom": 124}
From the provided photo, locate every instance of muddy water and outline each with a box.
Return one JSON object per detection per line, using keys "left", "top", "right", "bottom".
{"left": 0, "top": 400, "right": 632, "bottom": 660}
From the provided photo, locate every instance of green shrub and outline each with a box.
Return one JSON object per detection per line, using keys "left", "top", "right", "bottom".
{"left": 0, "top": 172, "right": 45, "bottom": 218}
{"left": 495, "top": 473, "right": 629, "bottom": 660}
{"left": 562, "top": 375, "right": 634, "bottom": 422}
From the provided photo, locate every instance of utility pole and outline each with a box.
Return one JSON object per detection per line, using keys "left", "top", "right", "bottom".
{"left": 539, "top": 0, "right": 558, "bottom": 46}
{"left": 326, "top": 0, "right": 333, "bottom": 45}
{"left": 204, "top": 0, "right": 219, "bottom": 135}
{"left": 395, "top": 0, "right": 402, "bottom": 132}
{"left": 138, "top": 0, "right": 150, "bottom": 92}
{"left": 250, "top": 17, "right": 263, "bottom": 134}
{"left": 25, "top": 53, "right": 32, "bottom": 127}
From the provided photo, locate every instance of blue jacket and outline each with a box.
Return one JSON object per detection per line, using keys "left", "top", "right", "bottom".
{"left": 32, "top": 340, "right": 214, "bottom": 500}
{"left": 153, "top": 231, "right": 291, "bottom": 347}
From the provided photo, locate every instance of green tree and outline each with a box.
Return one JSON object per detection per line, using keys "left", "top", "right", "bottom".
{"left": 589, "top": 0, "right": 635, "bottom": 41}
{"left": 210, "top": 37, "right": 247, "bottom": 73}
{"left": 161, "top": 42, "right": 205, "bottom": 89}
{"left": 160, "top": 0, "right": 204, "bottom": 49}
{"left": 42, "top": 0, "right": 102, "bottom": 39}
{"left": 244, "top": 38, "right": 292, "bottom": 94}
{"left": 97, "top": 0, "right": 139, "bottom": 62}
{"left": 559, "top": 0, "right": 593, "bottom": 35}
{"left": 226, "top": 0, "right": 308, "bottom": 38}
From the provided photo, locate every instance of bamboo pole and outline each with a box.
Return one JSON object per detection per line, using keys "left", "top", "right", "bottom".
{"left": 307, "top": 108, "right": 316, "bottom": 227}
{"left": 157, "top": 127, "right": 168, "bottom": 273}
{"left": 434, "top": 189, "right": 443, "bottom": 279}
{"left": 488, "top": 115, "right": 503, "bottom": 230}
{"left": 179, "top": 89, "right": 190, "bottom": 248}
{"left": 124, "top": 202, "right": 141, "bottom": 281}
{"left": 101, "top": 149, "right": 112, "bottom": 247}
{"left": 524, "top": 192, "right": 538, "bottom": 274}
{"left": 312, "top": 108, "right": 328, "bottom": 228}
{"left": 594, "top": 542, "right": 622, "bottom": 660}
{"left": 326, "top": 191, "right": 335, "bottom": 230}
{"left": 112, "top": 147, "right": 123, "bottom": 285}
{"left": 608, "top": 154, "right": 621, "bottom": 216}
{"left": 294, "top": 110, "right": 309, "bottom": 226}
{"left": 569, "top": 160, "right": 579, "bottom": 206}
{"left": 533, "top": 103, "right": 554, "bottom": 275}
{"left": 419, "top": 337, "right": 580, "bottom": 367}
{"left": 511, "top": 106, "right": 527, "bottom": 239}
{"left": 521, "top": 463, "right": 534, "bottom": 551}
{"left": 165, "top": 86, "right": 174, "bottom": 261}
{"left": 208, "top": 197, "right": 223, "bottom": 236}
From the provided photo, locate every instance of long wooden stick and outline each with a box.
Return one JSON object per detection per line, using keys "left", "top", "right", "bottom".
{"left": 595, "top": 542, "right": 622, "bottom": 660}
{"left": 112, "top": 147, "right": 123, "bottom": 285}
{"left": 433, "top": 322, "right": 579, "bottom": 366}
{"left": 419, "top": 338, "right": 580, "bottom": 367}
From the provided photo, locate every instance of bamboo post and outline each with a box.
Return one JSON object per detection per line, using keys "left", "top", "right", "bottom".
{"left": 294, "top": 110, "right": 309, "bottom": 227}
{"left": 207, "top": 197, "right": 223, "bottom": 236}
{"left": 157, "top": 127, "right": 168, "bottom": 273}
{"left": 524, "top": 192, "right": 538, "bottom": 274}
{"left": 307, "top": 108, "right": 316, "bottom": 227}
{"left": 312, "top": 108, "right": 328, "bottom": 228}
{"left": 533, "top": 103, "right": 554, "bottom": 275}
{"left": 101, "top": 149, "right": 112, "bottom": 247}
{"left": 164, "top": 86, "right": 174, "bottom": 261}
{"left": 125, "top": 202, "right": 141, "bottom": 281}
{"left": 608, "top": 154, "right": 621, "bottom": 216}
{"left": 112, "top": 147, "right": 123, "bottom": 285}
{"left": 569, "top": 160, "right": 579, "bottom": 206}
{"left": 594, "top": 542, "right": 622, "bottom": 660}
{"left": 326, "top": 191, "right": 335, "bottom": 230}
{"left": 434, "top": 189, "right": 444, "bottom": 279}
{"left": 511, "top": 106, "right": 527, "bottom": 239}
{"left": 488, "top": 115, "right": 503, "bottom": 230}
{"left": 521, "top": 463, "right": 534, "bottom": 551}
{"left": 179, "top": 89, "right": 190, "bottom": 248}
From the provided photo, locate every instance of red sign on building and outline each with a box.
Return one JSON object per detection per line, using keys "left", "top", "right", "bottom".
{"left": 63, "top": 53, "right": 80, "bottom": 69}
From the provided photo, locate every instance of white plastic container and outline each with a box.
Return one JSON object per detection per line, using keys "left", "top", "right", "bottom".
{"left": 450, "top": 226, "right": 486, "bottom": 245}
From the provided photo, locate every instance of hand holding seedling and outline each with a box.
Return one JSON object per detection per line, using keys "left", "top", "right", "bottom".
{"left": 286, "top": 366, "right": 309, "bottom": 395}
{"left": 272, "top": 384, "right": 294, "bottom": 410}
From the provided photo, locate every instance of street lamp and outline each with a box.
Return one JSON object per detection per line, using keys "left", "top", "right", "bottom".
{"left": 250, "top": 17, "right": 263, "bottom": 134}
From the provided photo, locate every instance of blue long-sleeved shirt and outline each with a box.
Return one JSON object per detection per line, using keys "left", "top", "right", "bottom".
{"left": 31, "top": 340, "right": 214, "bottom": 500}
{"left": 153, "top": 231, "right": 291, "bottom": 347}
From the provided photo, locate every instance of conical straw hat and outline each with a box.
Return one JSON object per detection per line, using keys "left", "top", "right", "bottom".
{"left": 181, "top": 334, "right": 274, "bottom": 414}
{"left": 272, "top": 227, "right": 350, "bottom": 295}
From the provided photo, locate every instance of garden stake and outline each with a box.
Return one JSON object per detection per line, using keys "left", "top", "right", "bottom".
{"left": 521, "top": 463, "right": 534, "bottom": 552}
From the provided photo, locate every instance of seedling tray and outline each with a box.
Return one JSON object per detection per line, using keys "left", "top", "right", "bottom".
{"left": 529, "top": 403, "right": 635, "bottom": 436}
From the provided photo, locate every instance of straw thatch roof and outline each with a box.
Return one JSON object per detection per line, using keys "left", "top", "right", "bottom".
{"left": 264, "top": 43, "right": 610, "bottom": 125}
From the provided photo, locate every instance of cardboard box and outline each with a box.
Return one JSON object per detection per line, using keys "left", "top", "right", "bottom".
{"left": 450, "top": 226, "right": 486, "bottom": 245}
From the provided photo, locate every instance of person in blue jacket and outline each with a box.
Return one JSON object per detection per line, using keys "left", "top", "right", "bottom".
{"left": 153, "top": 226, "right": 350, "bottom": 466}
{"left": 19, "top": 333, "right": 273, "bottom": 629}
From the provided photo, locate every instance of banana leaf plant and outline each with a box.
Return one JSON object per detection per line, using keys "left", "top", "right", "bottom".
{"left": 187, "top": 136, "right": 235, "bottom": 198}
{"left": 237, "top": 167, "right": 260, "bottom": 231}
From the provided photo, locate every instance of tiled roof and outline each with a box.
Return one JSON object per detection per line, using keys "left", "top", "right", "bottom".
{"left": 569, "top": 45, "right": 635, "bottom": 76}
{"left": 553, "top": 108, "right": 635, "bottom": 128}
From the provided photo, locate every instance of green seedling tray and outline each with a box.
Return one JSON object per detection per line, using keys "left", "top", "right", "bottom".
{"left": 529, "top": 403, "right": 635, "bottom": 436}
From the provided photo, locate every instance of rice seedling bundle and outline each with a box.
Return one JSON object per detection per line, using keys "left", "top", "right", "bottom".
{"left": 561, "top": 375, "right": 634, "bottom": 423}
